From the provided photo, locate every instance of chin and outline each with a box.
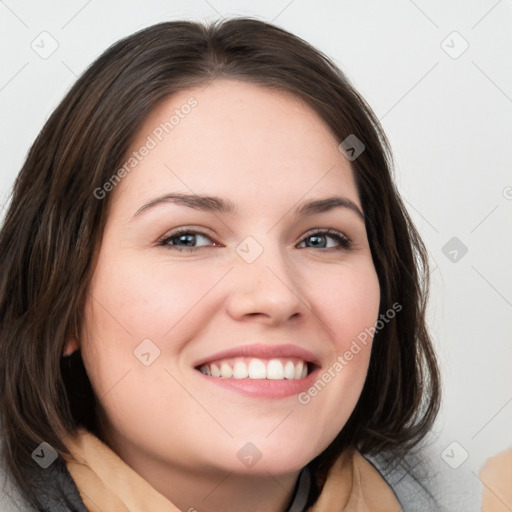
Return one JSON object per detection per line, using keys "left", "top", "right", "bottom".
{"left": 226, "top": 453, "right": 313, "bottom": 477}
{"left": 211, "top": 435, "right": 322, "bottom": 477}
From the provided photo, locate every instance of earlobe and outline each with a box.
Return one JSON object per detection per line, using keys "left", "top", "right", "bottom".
{"left": 63, "top": 337, "right": 80, "bottom": 356}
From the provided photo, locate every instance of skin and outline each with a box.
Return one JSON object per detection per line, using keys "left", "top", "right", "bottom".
{"left": 66, "top": 79, "right": 381, "bottom": 512}
{"left": 480, "top": 448, "right": 512, "bottom": 511}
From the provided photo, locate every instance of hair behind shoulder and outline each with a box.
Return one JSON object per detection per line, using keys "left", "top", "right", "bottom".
{"left": 0, "top": 16, "right": 440, "bottom": 505}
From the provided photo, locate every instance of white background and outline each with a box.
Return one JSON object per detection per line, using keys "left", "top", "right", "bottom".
{"left": 1, "top": 0, "right": 511, "bottom": 509}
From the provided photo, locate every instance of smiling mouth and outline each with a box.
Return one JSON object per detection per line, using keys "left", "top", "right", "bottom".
{"left": 196, "top": 357, "right": 313, "bottom": 380}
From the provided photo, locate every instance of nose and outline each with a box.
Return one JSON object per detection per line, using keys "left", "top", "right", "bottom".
{"left": 225, "top": 242, "right": 308, "bottom": 326}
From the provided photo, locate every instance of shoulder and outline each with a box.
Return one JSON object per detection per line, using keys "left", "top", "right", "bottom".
{"left": 1, "top": 459, "right": 35, "bottom": 511}
{"left": 363, "top": 450, "right": 439, "bottom": 511}
{"left": 1, "top": 459, "right": 86, "bottom": 512}
{"left": 363, "top": 446, "right": 482, "bottom": 512}
{"left": 1, "top": 436, "right": 86, "bottom": 512}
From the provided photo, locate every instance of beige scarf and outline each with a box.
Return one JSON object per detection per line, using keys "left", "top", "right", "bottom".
{"left": 64, "top": 429, "right": 401, "bottom": 512}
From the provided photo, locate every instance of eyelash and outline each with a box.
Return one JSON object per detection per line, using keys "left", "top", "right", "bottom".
{"left": 157, "top": 228, "right": 353, "bottom": 252}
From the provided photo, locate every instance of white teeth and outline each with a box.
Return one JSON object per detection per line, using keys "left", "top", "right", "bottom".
{"left": 199, "top": 358, "right": 310, "bottom": 380}
{"left": 266, "top": 359, "right": 284, "bottom": 380}
{"left": 248, "top": 359, "right": 266, "bottom": 379}
{"left": 284, "top": 361, "right": 295, "bottom": 379}
{"left": 220, "top": 363, "right": 233, "bottom": 378}
{"left": 232, "top": 361, "right": 249, "bottom": 379}
{"left": 294, "top": 361, "right": 304, "bottom": 379}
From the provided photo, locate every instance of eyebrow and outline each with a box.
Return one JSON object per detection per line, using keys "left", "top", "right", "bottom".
{"left": 131, "top": 193, "right": 364, "bottom": 221}
{"left": 132, "top": 193, "right": 236, "bottom": 217}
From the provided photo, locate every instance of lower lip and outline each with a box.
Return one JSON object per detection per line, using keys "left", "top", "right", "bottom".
{"left": 195, "top": 366, "right": 320, "bottom": 398}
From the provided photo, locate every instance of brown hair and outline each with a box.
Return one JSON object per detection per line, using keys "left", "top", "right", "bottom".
{"left": 0, "top": 17, "right": 440, "bottom": 505}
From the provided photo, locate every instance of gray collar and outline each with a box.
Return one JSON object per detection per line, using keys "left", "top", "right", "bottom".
{"left": 286, "top": 466, "right": 312, "bottom": 512}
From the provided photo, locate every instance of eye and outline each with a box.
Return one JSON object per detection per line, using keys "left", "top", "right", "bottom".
{"left": 157, "top": 229, "right": 219, "bottom": 252}
{"left": 157, "top": 228, "right": 352, "bottom": 252}
{"left": 297, "top": 229, "right": 352, "bottom": 251}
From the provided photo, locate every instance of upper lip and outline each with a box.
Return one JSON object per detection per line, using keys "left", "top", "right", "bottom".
{"left": 193, "top": 343, "right": 320, "bottom": 368}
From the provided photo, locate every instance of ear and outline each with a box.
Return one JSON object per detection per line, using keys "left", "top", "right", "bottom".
{"left": 63, "top": 337, "right": 79, "bottom": 356}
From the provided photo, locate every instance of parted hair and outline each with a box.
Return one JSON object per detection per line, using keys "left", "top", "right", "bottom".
{"left": 0, "top": 17, "right": 440, "bottom": 506}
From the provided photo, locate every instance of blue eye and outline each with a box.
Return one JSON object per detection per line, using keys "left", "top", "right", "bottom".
{"left": 298, "top": 229, "right": 352, "bottom": 251}
{"left": 158, "top": 230, "right": 217, "bottom": 252}
{"left": 158, "top": 228, "right": 352, "bottom": 252}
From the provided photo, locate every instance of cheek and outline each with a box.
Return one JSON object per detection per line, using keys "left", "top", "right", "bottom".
{"left": 312, "top": 259, "right": 381, "bottom": 347}
{"left": 292, "top": 260, "right": 380, "bottom": 442}
{"left": 85, "top": 253, "right": 220, "bottom": 342}
{"left": 79, "top": 251, "right": 230, "bottom": 395}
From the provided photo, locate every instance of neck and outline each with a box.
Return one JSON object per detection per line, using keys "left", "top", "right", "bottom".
{"left": 105, "top": 434, "right": 302, "bottom": 512}
{"left": 147, "top": 464, "right": 299, "bottom": 512}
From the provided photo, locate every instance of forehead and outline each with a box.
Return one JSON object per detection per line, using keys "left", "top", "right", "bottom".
{"left": 112, "top": 79, "right": 359, "bottom": 213}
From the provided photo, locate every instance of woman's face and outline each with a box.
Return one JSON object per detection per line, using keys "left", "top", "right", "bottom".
{"left": 76, "top": 79, "right": 380, "bottom": 478}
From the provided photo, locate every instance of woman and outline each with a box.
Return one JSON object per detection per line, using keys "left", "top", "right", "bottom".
{"left": 0, "top": 18, "right": 440, "bottom": 511}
